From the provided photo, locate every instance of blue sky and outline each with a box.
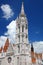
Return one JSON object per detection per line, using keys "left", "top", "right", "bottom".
{"left": 0, "top": 0, "right": 43, "bottom": 42}
{"left": 0, "top": 0, "right": 43, "bottom": 52}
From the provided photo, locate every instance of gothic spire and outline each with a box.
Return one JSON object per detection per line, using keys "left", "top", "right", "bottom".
{"left": 21, "top": 2, "right": 25, "bottom": 15}
{"left": 31, "top": 44, "right": 34, "bottom": 52}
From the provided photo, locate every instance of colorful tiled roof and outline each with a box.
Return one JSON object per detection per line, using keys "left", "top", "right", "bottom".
{"left": 3, "top": 38, "right": 9, "bottom": 52}
{"left": 0, "top": 47, "right": 3, "bottom": 53}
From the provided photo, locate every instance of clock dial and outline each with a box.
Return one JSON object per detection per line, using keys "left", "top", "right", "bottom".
{"left": 8, "top": 57, "right": 12, "bottom": 63}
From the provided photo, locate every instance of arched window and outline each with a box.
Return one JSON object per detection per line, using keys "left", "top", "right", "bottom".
{"left": 22, "top": 34, "right": 24, "bottom": 42}
{"left": 18, "top": 35, "right": 20, "bottom": 42}
{"left": 18, "top": 24, "right": 20, "bottom": 33}
{"left": 22, "top": 25, "right": 24, "bottom": 32}
{"left": 26, "top": 24, "right": 27, "bottom": 29}
{"left": 18, "top": 45, "right": 20, "bottom": 53}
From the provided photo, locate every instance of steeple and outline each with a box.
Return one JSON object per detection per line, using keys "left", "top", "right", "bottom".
{"left": 20, "top": 2, "right": 25, "bottom": 16}
{"left": 15, "top": 2, "right": 28, "bottom": 44}
{"left": 31, "top": 44, "right": 34, "bottom": 52}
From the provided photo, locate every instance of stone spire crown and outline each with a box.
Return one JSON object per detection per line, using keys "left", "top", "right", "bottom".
{"left": 21, "top": 2, "right": 25, "bottom": 16}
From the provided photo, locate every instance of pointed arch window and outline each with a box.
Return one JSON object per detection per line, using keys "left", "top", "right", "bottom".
{"left": 18, "top": 24, "right": 20, "bottom": 33}
{"left": 26, "top": 24, "right": 27, "bottom": 29}
{"left": 18, "top": 35, "right": 20, "bottom": 42}
{"left": 22, "top": 34, "right": 24, "bottom": 42}
{"left": 18, "top": 45, "right": 20, "bottom": 53}
{"left": 22, "top": 25, "right": 24, "bottom": 32}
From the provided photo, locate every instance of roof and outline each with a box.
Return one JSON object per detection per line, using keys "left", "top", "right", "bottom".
{"left": 0, "top": 38, "right": 9, "bottom": 53}
{"left": 31, "top": 51, "right": 42, "bottom": 63}
{"left": 3, "top": 38, "right": 9, "bottom": 52}
{"left": 0, "top": 47, "right": 3, "bottom": 53}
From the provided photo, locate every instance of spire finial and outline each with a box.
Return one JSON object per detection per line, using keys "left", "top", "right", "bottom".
{"left": 31, "top": 43, "right": 34, "bottom": 52}
{"left": 21, "top": 2, "right": 25, "bottom": 15}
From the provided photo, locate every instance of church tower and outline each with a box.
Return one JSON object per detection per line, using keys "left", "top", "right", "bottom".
{"left": 14, "top": 2, "right": 31, "bottom": 65}
{"left": 16, "top": 2, "right": 28, "bottom": 44}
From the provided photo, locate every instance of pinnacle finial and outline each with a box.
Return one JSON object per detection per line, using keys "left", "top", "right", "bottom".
{"left": 21, "top": 2, "right": 25, "bottom": 15}
{"left": 31, "top": 43, "right": 34, "bottom": 52}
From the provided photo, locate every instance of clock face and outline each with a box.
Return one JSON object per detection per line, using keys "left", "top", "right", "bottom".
{"left": 8, "top": 57, "right": 12, "bottom": 63}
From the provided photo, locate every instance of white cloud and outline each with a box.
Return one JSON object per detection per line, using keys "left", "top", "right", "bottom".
{"left": 1, "top": 4, "right": 14, "bottom": 19}
{"left": 33, "top": 41, "right": 43, "bottom": 53}
{"left": 0, "top": 36, "right": 7, "bottom": 48}
{"left": 0, "top": 19, "right": 16, "bottom": 47}
{"left": 5, "top": 20, "right": 16, "bottom": 43}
